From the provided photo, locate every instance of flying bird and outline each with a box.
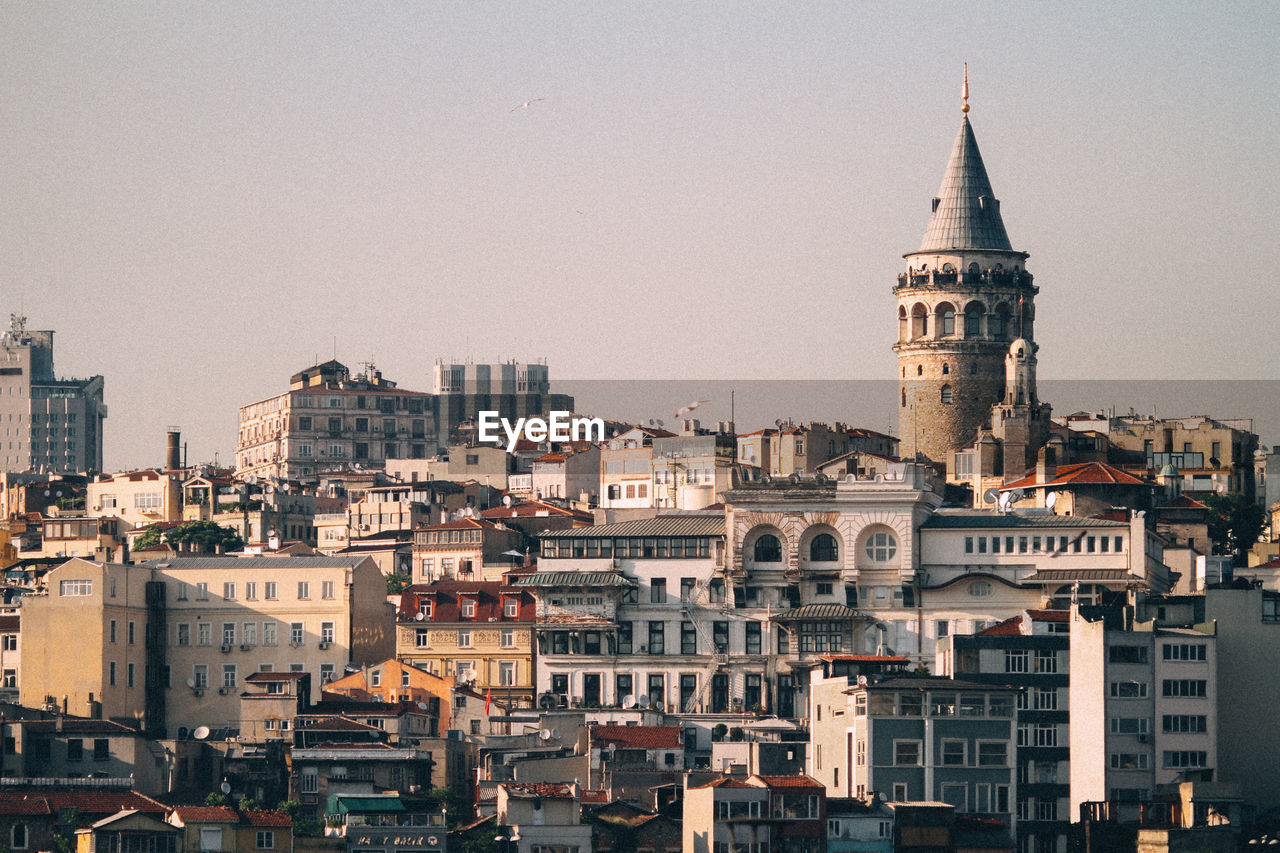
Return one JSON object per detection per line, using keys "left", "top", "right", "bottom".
{"left": 676, "top": 399, "right": 709, "bottom": 419}
{"left": 510, "top": 98, "right": 545, "bottom": 112}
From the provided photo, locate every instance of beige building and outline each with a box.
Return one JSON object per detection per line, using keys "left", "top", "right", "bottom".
{"left": 412, "top": 517, "right": 524, "bottom": 583}
{"left": 386, "top": 443, "right": 514, "bottom": 487}
{"left": 39, "top": 512, "right": 130, "bottom": 561}
{"left": 21, "top": 554, "right": 393, "bottom": 734}
{"left": 88, "top": 470, "right": 184, "bottom": 528}
{"left": 236, "top": 360, "right": 434, "bottom": 481}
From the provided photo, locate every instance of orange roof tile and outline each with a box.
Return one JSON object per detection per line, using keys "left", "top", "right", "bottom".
{"left": 591, "top": 725, "right": 681, "bottom": 750}
{"left": 1003, "top": 461, "right": 1148, "bottom": 490}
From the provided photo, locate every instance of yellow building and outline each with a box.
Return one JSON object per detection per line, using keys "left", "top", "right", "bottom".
{"left": 88, "top": 470, "right": 185, "bottom": 528}
{"left": 396, "top": 582, "right": 536, "bottom": 708}
{"left": 21, "top": 554, "right": 394, "bottom": 734}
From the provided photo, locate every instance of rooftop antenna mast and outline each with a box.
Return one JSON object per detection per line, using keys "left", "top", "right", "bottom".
{"left": 961, "top": 63, "right": 969, "bottom": 114}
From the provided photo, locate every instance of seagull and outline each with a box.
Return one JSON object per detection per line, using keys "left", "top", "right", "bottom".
{"left": 510, "top": 98, "right": 544, "bottom": 112}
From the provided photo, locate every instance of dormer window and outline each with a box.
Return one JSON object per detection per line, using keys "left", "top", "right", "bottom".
{"left": 461, "top": 600, "right": 476, "bottom": 619}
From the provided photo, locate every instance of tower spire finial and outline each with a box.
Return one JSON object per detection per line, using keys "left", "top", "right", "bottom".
{"left": 962, "top": 63, "right": 970, "bottom": 114}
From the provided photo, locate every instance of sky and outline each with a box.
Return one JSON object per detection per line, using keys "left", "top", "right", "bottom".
{"left": 2, "top": 2, "right": 1278, "bottom": 471}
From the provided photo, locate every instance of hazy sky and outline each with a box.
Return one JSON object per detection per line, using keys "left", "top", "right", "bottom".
{"left": 2, "top": 2, "right": 1278, "bottom": 471}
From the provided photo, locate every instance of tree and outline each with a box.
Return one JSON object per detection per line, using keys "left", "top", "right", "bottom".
{"left": 386, "top": 573, "right": 412, "bottom": 595}
{"left": 134, "top": 524, "right": 164, "bottom": 549}
{"left": 1204, "top": 492, "right": 1266, "bottom": 567}
{"left": 168, "top": 521, "right": 244, "bottom": 552}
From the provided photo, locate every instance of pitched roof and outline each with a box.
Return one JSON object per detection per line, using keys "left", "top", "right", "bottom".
{"left": 756, "top": 775, "right": 823, "bottom": 789}
{"left": 513, "top": 572, "right": 636, "bottom": 588}
{"left": 772, "top": 603, "right": 861, "bottom": 623}
{"left": 240, "top": 810, "right": 293, "bottom": 828}
{"left": 0, "top": 789, "right": 167, "bottom": 817}
{"left": 21, "top": 719, "right": 142, "bottom": 736}
{"left": 920, "top": 511, "right": 1128, "bottom": 530}
{"left": 917, "top": 116, "right": 1013, "bottom": 252}
{"left": 171, "top": 806, "right": 239, "bottom": 823}
{"left": 980, "top": 616, "right": 1023, "bottom": 636}
{"left": 1002, "top": 461, "right": 1148, "bottom": 490}
{"left": 540, "top": 515, "right": 724, "bottom": 539}
{"left": 501, "top": 782, "right": 575, "bottom": 800}
{"left": 590, "top": 725, "right": 682, "bottom": 750}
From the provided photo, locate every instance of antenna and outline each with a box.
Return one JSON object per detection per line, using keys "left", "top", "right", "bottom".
{"left": 982, "top": 487, "right": 1000, "bottom": 505}
{"left": 193, "top": 726, "right": 211, "bottom": 740}
{"left": 622, "top": 694, "right": 636, "bottom": 709}
{"left": 1045, "top": 491, "right": 1058, "bottom": 511}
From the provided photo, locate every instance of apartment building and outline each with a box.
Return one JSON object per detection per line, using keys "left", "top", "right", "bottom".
{"left": 0, "top": 315, "right": 106, "bottom": 475}
{"left": 236, "top": 360, "right": 434, "bottom": 480}
{"left": 431, "top": 360, "right": 574, "bottom": 445}
{"left": 938, "top": 610, "right": 1070, "bottom": 853}
{"left": 682, "top": 774, "right": 826, "bottom": 853}
{"left": 0, "top": 611, "right": 18, "bottom": 702}
{"left": 1069, "top": 608, "right": 1217, "bottom": 822}
{"left": 1106, "top": 414, "right": 1258, "bottom": 498}
{"left": 396, "top": 581, "right": 536, "bottom": 708}
{"left": 809, "top": 674, "right": 1018, "bottom": 830}
{"left": 21, "top": 555, "right": 392, "bottom": 734}
{"left": 522, "top": 516, "right": 779, "bottom": 718}
{"left": 599, "top": 426, "right": 674, "bottom": 510}
{"left": 411, "top": 517, "right": 524, "bottom": 583}
{"left": 88, "top": 470, "right": 184, "bottom": 527}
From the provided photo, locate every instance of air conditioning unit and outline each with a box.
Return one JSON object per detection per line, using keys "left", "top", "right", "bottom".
{"left": 240, "top": 644, "right": 251, "bottom": 652}
{"left": 220, "top": 643, "right": 232, "bottom": 653}
{"left": 192, "top": 688, "right": 204, "bottom": 697}
{"left": 1138, "top": 734, "right": 1150, "bottom": 744}
{"left": 218, "top": 686, "right": 231, "bottom": 695}
{"left": 318, "top": 641, "right": 330, "bottom": 650}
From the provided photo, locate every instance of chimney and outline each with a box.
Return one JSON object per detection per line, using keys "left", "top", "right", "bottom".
{"left": 1036, "top": 446, "right": 1057, "bottom": 485}
{"left": 166, "top": 428, "right": 182, "bottom": 471}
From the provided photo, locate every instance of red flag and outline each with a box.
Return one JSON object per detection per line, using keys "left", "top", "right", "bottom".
{"left": 485, "top": 687, "right": 491, "bottom": 715}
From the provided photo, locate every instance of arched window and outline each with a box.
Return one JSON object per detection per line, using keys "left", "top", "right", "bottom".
{"left": 916, "top": 365, "right": 923, "bottom": 376}
{"left": 901, "top": 389, "right": 907, "bottom": 407}
{"left": 942, "top": 262, "right": 954, "bottom": 272}
{"left": 942, "top": 363, "right": 950, "bottom": 375}
{"left": 965, "top": 308, "right": 981, "bottom": 336}
{"left": 940, "top": 385, "right": 953, "bottom": 404}
{"left": 753, "top": 534, "right": 782, "bottom": 563}
{"left": 969, "top": 363, "right": 979, "bottom": 375}
{"left": 940, "top": 308, "right": 955, "bottom": 336}
{"left": 809, "top": 533, "right": 838, "bottom": 562}
{"left": 12, "top": 824, "right": 27, "bottom": 850}
{"left": 864, "top": 530, "right": 897, "bottom": 562}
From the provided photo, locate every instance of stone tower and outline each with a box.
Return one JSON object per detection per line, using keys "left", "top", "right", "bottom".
{"left": 894, "top": 73, "right": 1038, "bottom": 466}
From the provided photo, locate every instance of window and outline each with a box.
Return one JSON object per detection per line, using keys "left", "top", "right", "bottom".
{"left": 501, "top": 628, "right": 515, "bottom": 648}
{"left": 1163, "top": 643, "right": 1207, "bottom": 661}
{"left": 1111, "top": 717, "right": 1149, "bottom": 735}
{"left": 651, "top": 578, "right": 667, "bottom": 603}
{"left": 1163, "top": 714, "right": 1208, "bottom": 733}
{"left": 457, "top": 629, "right": 473, "bottom": 648}
{"left": 978, "top": 742, "right": 1007, "bottom": 767}
{"left": 222, "top": 623, "right": 237, "bottom": 646}
{"left": 1162, "top": 679, "right": 1207, "bottom": 697}
{"left": 297, "top": 581, "right": 310, "bottom": 599}
{"left": 942, "top": 740, "right": 966, "bottom": 766}
{"left": 197, "top": 623, "right": 212, "bottom": 646}
{"left": 810, "top": 533, "right": 838, "bottom": 561}
{"left": 108, "top": 661, "right": 117, "bottom": 686}
{"left": 59, "top": 579, "right": 93, "bottom": 596}
{"left": 865, "top": 530, "right": 897, "bottom": 562}
{"left": 1110, "top": 753, "right": 1149, "bottom": 770}
{"left": 415, "top": 628, "right": 430, "bottom": 648}
{"left": 177, "top": 623, "right": 191, "bottom": 646}
{"left": 1005, "top": 650, "right": 1030, "bottom": 674}
{"left": 322, "top": 581, "right": 335, "bottom": 599}
{"left": 1109, "top": 645, "right": 1149, "bottom": 664}
{"left": 753, "top": 534, "right": 782, "bottom": 563}
{"left": 321, "top": 622, "right": 335, "bottom": 643}
{"left": 195, "top": 582, "right": 209, "bottom": 600}
{"left": 265, "top": 582, "right": 277, "bottom": 600}
{"left": 290, "top": 622, "right": 304, "bottom": 645}
{"left": 200, "top": 828, "right": 223, "bottom": 852}
{"left": 681, "top": 621, "right": 697, "bottom": 655}
{"left": 504, "top": 599, "right": 519, "bottom": 618}
{"left": 1034, "top": 688, "right": 1057, "bottom": 710}
{"left": 245, "top": 582, "right": 257, "bottom": 600}
{"left": 11, "top": 824, "right": 28, "bottom": 850}
{"left": 127, "top": 663, "right": 135, "bottom": 687}
{"left": 1034, "top": 725, "right": 1058, "bottom": 747}
{"left": 1035, "top": 649, "right": 1057, "bottom": 673}
{"left": 222, "top": 665, "right": 237, "bottom": 688}
{"left": 67, "top": 739, "right": 84, "bottom": 761}
{"left": 894, "top": 741, "right": 921, "bottom": 765}
{"left": 193, "top": 665, "right": 208, "bottom": 689}
{"left": 745, "top": 622, "right": 761, "bottom": 654}
{"left": 1110, "top": 681, "right": 1148, "bottom": 698}
{"left": 263, "top": 622, "right": 278, "bottom": 646}
{"left": 648, "top": 621, "right": 665, "bottom": 654}
{"left": 255, "top": 832, "right": 275, "bottom": 850}
{"left": 1164, "top": 751, "right": 1208, "bottom": 768}
{"left": 461, "top": 600, "right": 476, "bottom": 618}
{"left": 940, "top": 384, "right": 953, "bottom": 404}
{"left": 223, "top": 582, "right": 236, "bottom": 600}
{"left": 499, "top": 661, "right": 516, "bottom": 686}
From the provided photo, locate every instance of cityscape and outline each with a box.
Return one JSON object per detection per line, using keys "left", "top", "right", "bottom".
{"left": 3, "top": 5, "right": 1278, "bottom": 853}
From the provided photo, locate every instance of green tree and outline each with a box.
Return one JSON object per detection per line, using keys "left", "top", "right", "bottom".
{"left": 1205, "top": 492, "right": 1266, "bottom": 566}
{"left": 168, "top": 521, "right": 245, "bottom": 552}
{"left": 386, "top": 573, "right": 412, "bottom": 595}
{"left": 204, "top": 792, "right": 229, "bottom": 807}
{"left": 134, "top": 524, "right": 164, "bottom": 549}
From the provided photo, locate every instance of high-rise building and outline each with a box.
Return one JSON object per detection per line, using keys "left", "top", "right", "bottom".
{"left": 432, "top": 360, "right": 574, "bottom": 443}
{"left": 0, "top": 314, "right": 107, "bottom": 474}
{"left": 895, "top": 79, "right": 1039, "bottom": 465}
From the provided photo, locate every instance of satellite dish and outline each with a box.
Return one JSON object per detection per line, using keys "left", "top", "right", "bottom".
{"left": 648, "top": 419, "right": 655, "bottom": 426}
{"left": 464, "top": 668, "right": 478, "bottom": 683}
{"left": 540, "top": 729, "right": 553, "bottom": 741}
{"left": 186, "top": 678, "right": 197, "bottom": 688}
{"left": 247, "top": 475, "right": 258, "bottom": 485}
{"left": 857, "top": 675, "right": 869, "bottom": 686}
{"left": 220, "top": 780, "right": 231, "bottom": 794}
{"left": 656, "top": 420, "right": 664, "bottom": 427}
{"left": 997, "top": 492, "right": 1012, "bottom": 512}
{"left": 550, "top": 728, "right": 559, "bottom": 740}
{"left": 44, "top": 490, "right": 51, "bottom": 497}
{"left": 415, "top": 612, "right": 426, "bottom": 621}
{"left": 622, "top": 694, "right": 636, "bottom": 709}
{"left": 1008, "top": 488, "right": 1026, "bottom": 503}
{"left": 982, "top": 488, "right": 1000, "bottom": 505}
{"left": 1045, "top": 491, "right": 1059, "bottom": 510}
{"left": 638, "top": 694, "right": 650, "bottom": 707}
{"left": 417, "top": 702, "right": 429, "bottom": 710}
{"left": 193, "top": 726, "right": 211, "bottom": 740}
{"left": 502, "top": 494, "right": 513, "bottom": 507}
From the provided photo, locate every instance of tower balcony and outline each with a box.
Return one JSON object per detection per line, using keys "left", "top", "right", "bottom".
{"left": 895, "top": 268, "right": 1034, "bottom": 291}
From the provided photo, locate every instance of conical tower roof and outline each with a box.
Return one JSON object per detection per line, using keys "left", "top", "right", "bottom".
{"left": 918, "top": 116, "right": 1013, "bottom": 252}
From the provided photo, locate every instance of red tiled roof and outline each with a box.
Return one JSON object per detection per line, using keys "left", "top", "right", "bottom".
{"left": 245, "top": 671, "right": 309, "bottom": 682}
{"left": 241, "top": 810, "right": 293, "bottom": 827}
{"left": 481, "top": 501, "right": 591, "bottom": 521}
{"left": 171, "top": 806, "right": 239, "bottom": 823}
{"left": 756, "top": 775, "right": 823, "bottom": 789}
{"left": 694, "top": 777, "right": 756, "bottom": 789}
{"left": 1160, "top": 494, "right": 1208, "bottom": 509}
{"left": 980, "top": 616, "right": 1023, "bottom": 636}
{"left": 0, "top": 789, "right": 167, "bottom": 816}
{"left": 21, "top": 719, "right": 141, "bottom": 735}
{"left": 399, "top": 582, "right": 534, "bottom": 622}
{"left": 0, "top": 615, "right": 19, "bottom": 631}
{"left": 1003, "top": 461, "right": 1148, "bottom": 490}
{"left": 591, "top": 725, "right": 681, "bottom": 750}
{"left": 580, "top": 789, "right": 610, "bottom": 805}
{"left": 1026, "top": 609, "right": 1070, "bottom": 622}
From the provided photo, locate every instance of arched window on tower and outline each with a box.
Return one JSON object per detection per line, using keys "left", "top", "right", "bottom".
{"left": 965, "top": 307, "right": 982, "bottom": 337}
{"left": 911, "top": 304, "right": 928, "bottom": 340}
{"left": 941, "top": 307, "right": 955, "bottom": 336}
{"left": 941, "top": 385, "right": 953, "bottom": 404}
{"left": 901, "top": 389, "right": 907, "bottom": 407}
{"left": 917, "top": 365, "right": 923, "bottom": 376}
{"left": 942, "top": 363, "right": 950, "bottom": 375}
